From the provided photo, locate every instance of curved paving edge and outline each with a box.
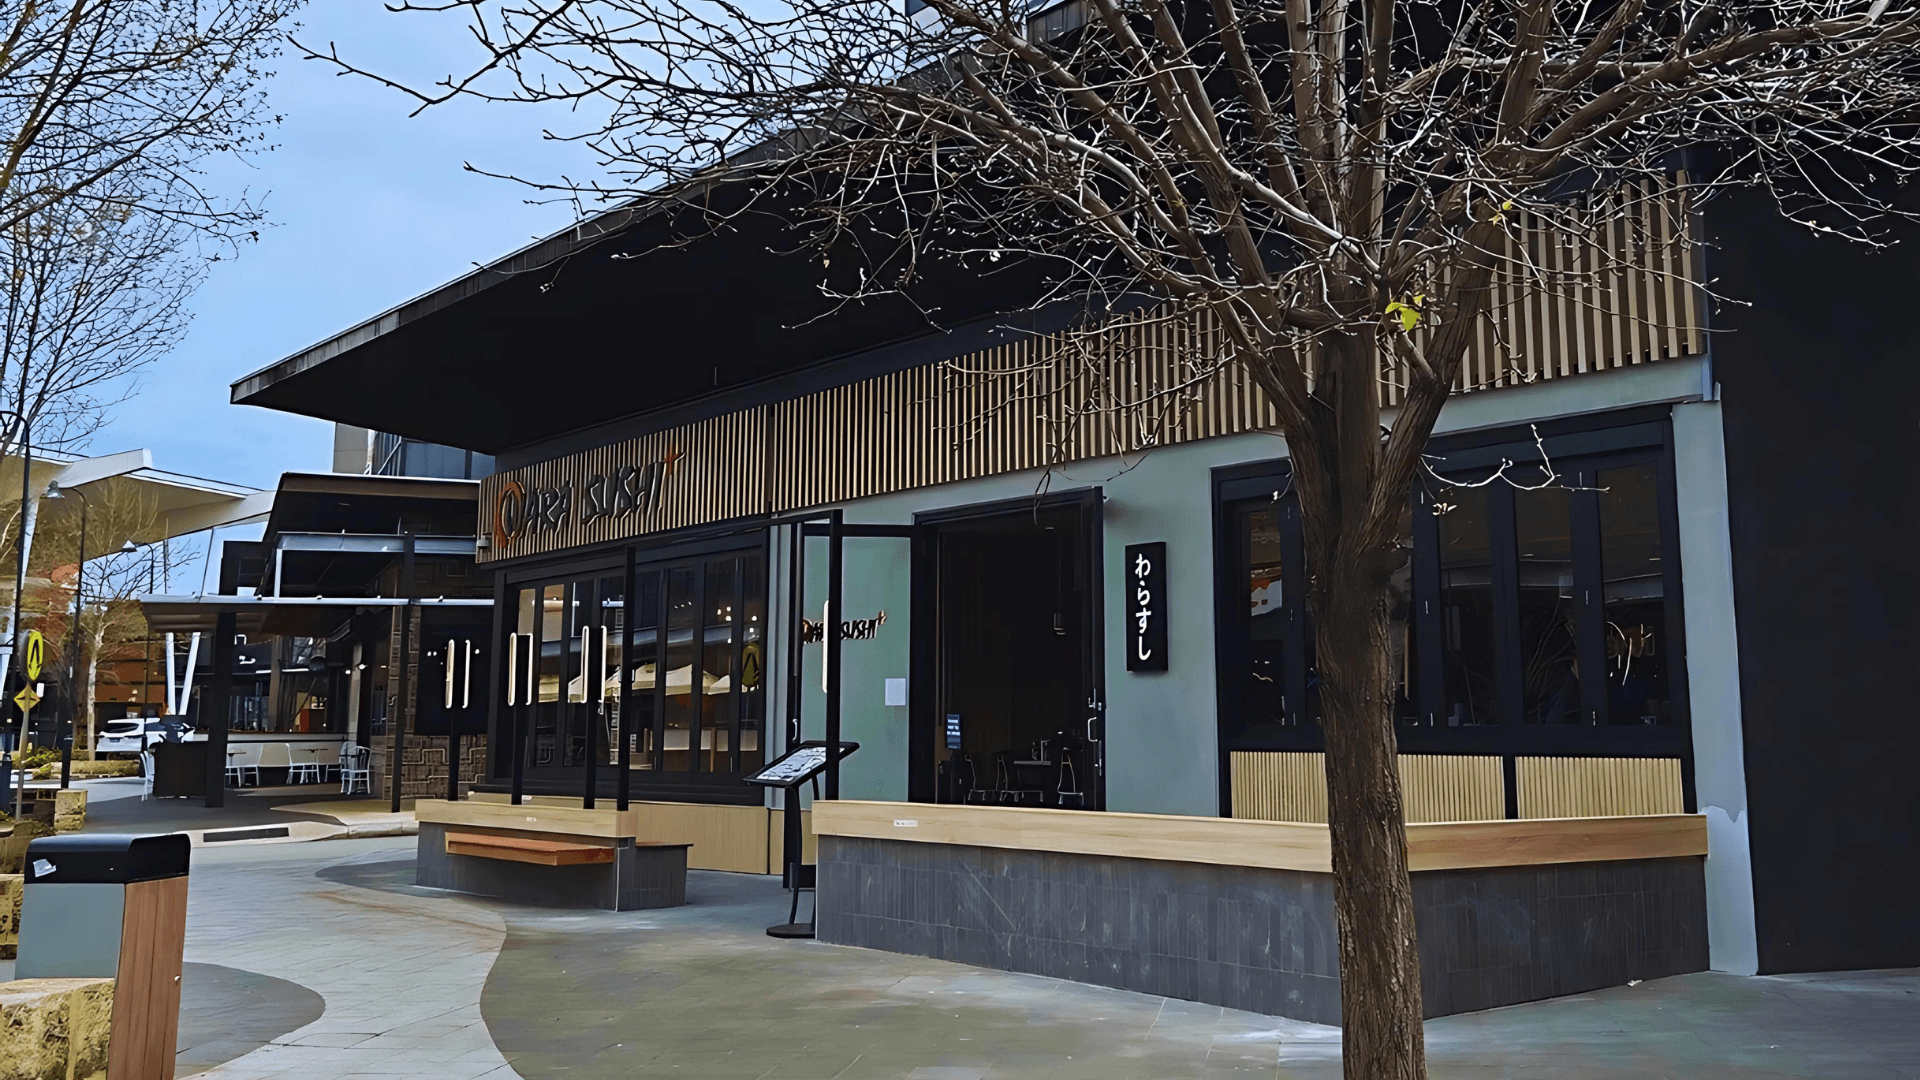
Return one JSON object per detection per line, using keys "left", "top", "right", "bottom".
{"left": 175, "top": 963, "right": 326, "bottom": 1076}
{"left": 180, "top": 838, "right": 518, "bottom": 1080}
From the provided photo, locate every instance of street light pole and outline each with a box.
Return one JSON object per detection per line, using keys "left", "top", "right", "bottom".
{"left": 1, "top": 410, "right": 31, "bottom": 820}
{"left": 48, "top": 483, "right": 89, "bottom": 789}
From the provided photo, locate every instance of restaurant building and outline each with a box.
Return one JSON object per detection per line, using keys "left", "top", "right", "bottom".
{"left": 226, "top": 181, "right": 1918, "bottom": 1018}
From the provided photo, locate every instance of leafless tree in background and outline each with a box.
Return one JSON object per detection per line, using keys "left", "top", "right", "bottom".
{"left": 0, "top": 0, "right": 302, "bottom": 455}
{"left": 312, "top": 0, "right": 1920, "bottom": 1073}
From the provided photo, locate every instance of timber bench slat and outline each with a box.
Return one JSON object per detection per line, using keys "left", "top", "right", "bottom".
{"left": 444, "top": 831, "right": 615, "bottom": 867}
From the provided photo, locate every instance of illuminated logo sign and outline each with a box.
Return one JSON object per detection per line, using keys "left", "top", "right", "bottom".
{"left": 491, "top": 447, "right": 682, "bottom": 550}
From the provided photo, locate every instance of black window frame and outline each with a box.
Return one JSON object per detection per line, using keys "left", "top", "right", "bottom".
{"left": 1213, "top": 407, "right": 1697, "bottom": 814}
{"left": 483, "top": 529, "right": 771, "bottom": 806}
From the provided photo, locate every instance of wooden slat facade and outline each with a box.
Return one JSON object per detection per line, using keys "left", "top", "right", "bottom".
{"left": 480, "top": 184, "right": 1704, "bottom": 563}
{"left": 1515, "top": 756, "right": 1686, "bottom": 819}
{"left": 1231, "top": 751, "right": 1687, "bottom": 825}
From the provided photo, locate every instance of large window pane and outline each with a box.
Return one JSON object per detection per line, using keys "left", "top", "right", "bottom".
{"left": 1516, "top": 486, "right": 1581, "bottom": 724}
{"left": 739, "top": 557, "right": 767, "bottom": 772}
{"left": 1437, "top": 484, "right": 1497, "bottom": 725}
{"left": 701, "top": 559, "right": 737, "bottom": 772}
{"left": 629, "top": 571, "right": 661, "bottom": 769}
{"left": 1600, "top": 463, "right": 1670, "bottom": 725}
{"left": 663, "top": 567, "right": 697, "bottom": 770}
{"left": 535, "top": 583, "right": 565, "bottom": 765}
{"left": 1241, "top": 505, "right": 1287, "bottom": 727}
{"left": 600, "top": 576, "right": 624, "bottom": 765}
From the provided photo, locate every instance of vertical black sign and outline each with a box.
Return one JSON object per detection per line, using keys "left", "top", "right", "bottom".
{"left": 945, "top": 713, "right": 963, "bottom": 750}
{"left": 1126, "top": 542, "right": 1168, "bottom": 672}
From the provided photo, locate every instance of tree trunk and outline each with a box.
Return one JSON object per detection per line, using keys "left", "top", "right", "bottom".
{"left": 1294, "top": 325, "right": 1428, "bottom": 1080}
{"left": 1317, "top": 552, "right": 1426, "bottom": 1079}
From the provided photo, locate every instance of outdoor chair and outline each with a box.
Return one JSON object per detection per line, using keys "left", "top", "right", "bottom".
{"left": 257, "top": 741, "right": 294, "bottom": 784}
{"left": 995, "top": 751, "right": 1043, "bottom": 805}
{"left": 140, "top": 751, "right": 156, "bottom": 797}
{"left": 225, "top": 748, "right": 258, "bottom": 788}
{"left": 285, "top": 743, "right": 321, "bottom": 785}
{"left": 1055, "top": 749, "right": 1085, "bottom": 808}
{"left": 339, "top": 743, "right": 371, "bottom": 795}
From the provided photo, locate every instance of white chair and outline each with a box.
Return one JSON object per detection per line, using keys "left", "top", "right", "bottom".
{"left": 139, "top": 750, "right": 155, "bottom": 797}
{"left": 225, "top": 748, "right": 258, "bottom": 788}
{"left": 285, "top": 743, "right": 321, "bottom": 785}
{"left": 339, "top": 742, "right": 371, "bottom": 795}
{"left": 257, "top": 742, "right": 293, "bottom": 784}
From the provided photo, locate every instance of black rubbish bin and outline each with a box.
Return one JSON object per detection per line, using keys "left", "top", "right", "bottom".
{"left": 17, "top": 833, "right": 192, "bottom": 1075}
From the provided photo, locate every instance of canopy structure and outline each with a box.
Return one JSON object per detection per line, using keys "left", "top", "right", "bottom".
{"left": 137, "top": 595, "right": 492, "bottom": 638}
{"left": 3, "top": 447, "right": 270, "bottom": 551}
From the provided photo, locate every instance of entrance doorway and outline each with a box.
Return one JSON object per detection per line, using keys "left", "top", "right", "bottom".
{"left": 923, "top": 492, "right": 1103, "bottom": 809}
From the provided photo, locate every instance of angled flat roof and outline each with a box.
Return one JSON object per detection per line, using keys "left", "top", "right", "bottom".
{"left": 228, "top": 188, "right": 1052, "bottom": 458}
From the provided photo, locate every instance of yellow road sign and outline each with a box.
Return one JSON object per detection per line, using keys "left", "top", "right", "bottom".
{"left": 23, "top": 630, "right": 43, "bottom": 680}
{"left": 13, "top": 685, "right": 40, "bottom": 713}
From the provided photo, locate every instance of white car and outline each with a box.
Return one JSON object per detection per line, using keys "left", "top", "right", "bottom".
{"left": 95, "top": 718, "right": 201, "bottom": 755}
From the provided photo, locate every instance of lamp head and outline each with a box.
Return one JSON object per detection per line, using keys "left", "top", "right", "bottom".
{"left": 42, "top": 480, "right": 61, "bottom": 499}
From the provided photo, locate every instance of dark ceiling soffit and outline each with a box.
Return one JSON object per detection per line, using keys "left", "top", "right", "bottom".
{"left": 494, "top": 294, "right": 1118, "bottom": 471}
{"left": 228, "top": 202, "right": 676, "bottom": 406}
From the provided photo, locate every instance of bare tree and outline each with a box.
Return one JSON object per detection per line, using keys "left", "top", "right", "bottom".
{"left": 19, "top": 479, "right": 170, "bottom": 757}
{"left": 1, "top": 197, "right": 199, "bottom": 453}
{"left": 0, "top": 0, "right": 299, "bottom": 244}
{"left": 311, "top": 0, "right": 1920, "bottom": 1074}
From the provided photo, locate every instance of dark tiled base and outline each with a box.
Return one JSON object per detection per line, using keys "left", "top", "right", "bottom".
{"left": 817, "top": 837, "right": 1707, "bottom": 1024}
{"left": 416, "top": 822, "right": 687, "bottom": 910}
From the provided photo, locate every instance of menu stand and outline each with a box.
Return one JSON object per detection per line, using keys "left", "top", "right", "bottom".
{"left": 745, "top": 740, "right": 859, "bottom": 939}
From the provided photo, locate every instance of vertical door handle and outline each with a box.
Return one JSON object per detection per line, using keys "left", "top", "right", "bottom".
{"left": 445, "top": 638, "right": 457, "bottom": 709}
{"left": 506, "top": 633, "right": 521, "bottom": 706}
{"left": 462, "top": 639, "right": 473, "bottom": 710}
{"left": 522, "top": 634, "right": 538, "bottom": 706}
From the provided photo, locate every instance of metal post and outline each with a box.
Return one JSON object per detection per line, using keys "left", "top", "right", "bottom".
{"left": 446, "top": 636, "right": 463, "bottom": 804}
{"left": 204, "top": 542, "right": 241, "bottom": 808}
{"left": 617, "top": 545, "right": 634, "bottom": 811}
{"left": 60, "top": 491, "right": 87, "bottom": 790}
{"left": 510, "top": 631, "right": 527, "bottom": 807}
{"left": 7, "top": 415, "right": 31, "bottom": 821}
{"left": 390, "top": 533, "right": 415, "bottom": 814}
{"left": 825, "top": 508, "right": 843, "bottom": 801}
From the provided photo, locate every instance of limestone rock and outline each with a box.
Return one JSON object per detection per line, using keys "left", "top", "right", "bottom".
{"left": 0, "top": 977, "right": 115, "bottom": 1080}
{"left": 0, "top": 873, "right": 20, "bottom": 959}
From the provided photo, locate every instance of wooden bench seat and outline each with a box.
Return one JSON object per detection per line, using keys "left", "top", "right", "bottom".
{"left": 444, "top": 831, "right": 616, "bottom": 867}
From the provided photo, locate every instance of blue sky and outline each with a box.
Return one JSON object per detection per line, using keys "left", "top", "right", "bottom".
{"left": 100, "top": 0, "right": 599, "bottom": 490}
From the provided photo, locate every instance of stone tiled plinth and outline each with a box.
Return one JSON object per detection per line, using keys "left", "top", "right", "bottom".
{"left": 818, "top": 836, "right": 1708, "bottom": 1025}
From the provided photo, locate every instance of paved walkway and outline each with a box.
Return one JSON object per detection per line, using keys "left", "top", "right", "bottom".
{"left": 11, "top": 803, "right": 1918, "bottom": 1079}
{"left": 178, "top": 839, "right": 515, "bottom": 1079}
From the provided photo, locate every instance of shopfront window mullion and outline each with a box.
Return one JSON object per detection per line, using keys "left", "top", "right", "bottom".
{"left": 690, "top": 565, "right": 707, "bottom": 772}
{"left": 1488, "top": 484, "right": 1524, "bottom": 726}
{"left": 729, "top": 557, "right": 745, "bottom": 774}
{"left": 1279, "top": 496, "right": 1312, "bottom": 727}
{"left": 1412, "top": 483, "right": 1445, "bottom": 727}
{"left": 1570, "top": 468, "right": 1608, "bottom": 725}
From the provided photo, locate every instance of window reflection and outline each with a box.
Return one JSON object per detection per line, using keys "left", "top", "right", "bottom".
{"left": 1242, "top": 505, "right": 1287, "bottom": 727}
{"left": 1516, "top": 486, "right": 1580, "bottom": 724}
{"left": 1437, "top": 484, "right": 1497, "bottom": 725}
{"left": 1601, "top": 464, "right": 1669, "bottom": 725}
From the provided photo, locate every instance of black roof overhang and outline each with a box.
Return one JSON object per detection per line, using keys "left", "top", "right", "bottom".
{"left": 232, "top": 186, "right": 1055, "bottom": 456}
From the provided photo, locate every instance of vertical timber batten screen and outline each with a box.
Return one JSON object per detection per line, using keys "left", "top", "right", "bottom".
{"left": 479, "top": 184, "right": 1704, "bottom": 563}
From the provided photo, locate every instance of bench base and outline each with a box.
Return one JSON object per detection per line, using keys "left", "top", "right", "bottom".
{"left": 416, "top": 822, "right": 688, "bottom": 910}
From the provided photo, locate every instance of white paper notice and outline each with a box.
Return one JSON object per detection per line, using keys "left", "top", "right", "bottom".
{"left": 884, "top": 677, "right": 908, "bottom": 706}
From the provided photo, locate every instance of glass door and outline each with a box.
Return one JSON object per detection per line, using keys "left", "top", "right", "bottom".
{"left": 501, "top": 565, "right": 623, "bottom": 789}
{"left": 624, "top": 553, "right": 767, "bottom": 777}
